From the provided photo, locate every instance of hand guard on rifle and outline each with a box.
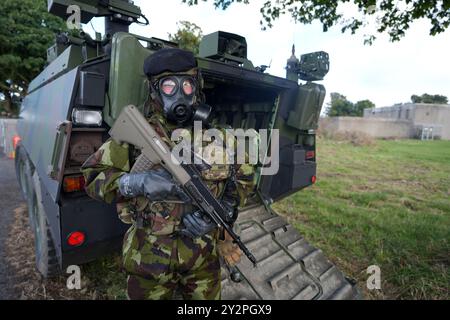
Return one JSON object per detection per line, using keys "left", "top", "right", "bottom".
{"left": 118, "top": 168, "right": 190, "bottom": 203}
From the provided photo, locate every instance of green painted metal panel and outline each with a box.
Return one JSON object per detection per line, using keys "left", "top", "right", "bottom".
{"left": 106, "top": 33, "right": 153, "bottom": 125}
{"left": 287, "top": 82, "right": 326, "bottom": 130}
{"left": 28, "top": 45, "right": 83, "bottom": 93}
{"left": 18, "top": 68, "right": 78, "bottom": 201}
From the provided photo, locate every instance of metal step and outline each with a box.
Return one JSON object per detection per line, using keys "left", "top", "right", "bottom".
{"left": 221, "top": 205, "right": 361, "bottom": 300}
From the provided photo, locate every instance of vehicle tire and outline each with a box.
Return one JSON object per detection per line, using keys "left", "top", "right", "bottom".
{"left": 29, "top": 172, "right": 60, "bottom": 278}
{"left": 15, "top": 146, "right": 37, "bottom": 231}
{"left": 14, "top": 145, "right": 29, "bottom": 198}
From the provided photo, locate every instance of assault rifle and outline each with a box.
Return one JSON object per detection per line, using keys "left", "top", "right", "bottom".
{"left": 109, "top": 105, "right": 257, "bottom": 266}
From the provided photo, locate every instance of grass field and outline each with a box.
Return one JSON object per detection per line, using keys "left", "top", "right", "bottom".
{"left": 274, "top": 138, "right": 450, "bottom": 299}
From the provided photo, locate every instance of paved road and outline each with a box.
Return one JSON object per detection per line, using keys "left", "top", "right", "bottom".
{"left": 0, "top": 156, "right": 23, "bottom": 299}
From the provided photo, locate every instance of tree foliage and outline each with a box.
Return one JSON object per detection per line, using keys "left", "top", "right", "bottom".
{"left": 168, "top": 21, "right": 203, "bottom": 54}
{"left": 411, "top": 93, "right": 448, "bottom": 104}
{"left": 182, "top": 0, "right": 450, "bottom": 44}
{"left": 326, "top": 93, "right": 375, "bottom": 117}
{"left": 354, "top": 99, "right": 376, "bottom": 114}
{"left": 0, "top": 0, "right": 66, "bottom": 113}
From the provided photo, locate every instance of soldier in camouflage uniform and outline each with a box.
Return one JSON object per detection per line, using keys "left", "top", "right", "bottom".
{"left": 81, "top": 48, "right": 255, "bottom": 300}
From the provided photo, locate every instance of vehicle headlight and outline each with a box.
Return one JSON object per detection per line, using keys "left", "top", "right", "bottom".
{"left": 72, "top": 109, "right": 102, "bottom": 126}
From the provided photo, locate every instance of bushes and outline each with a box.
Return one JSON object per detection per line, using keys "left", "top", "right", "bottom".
{"left": 317, "top": 127, "right": 376, "bottom": 147}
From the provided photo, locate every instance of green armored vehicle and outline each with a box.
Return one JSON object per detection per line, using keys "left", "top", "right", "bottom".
{"left": 15, "top": 0, "right": 360, "bottom": 299}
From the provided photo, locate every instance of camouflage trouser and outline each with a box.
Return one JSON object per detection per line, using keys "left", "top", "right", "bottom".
{"left": 122, "top": 224, "right": 221, "bottom": 300}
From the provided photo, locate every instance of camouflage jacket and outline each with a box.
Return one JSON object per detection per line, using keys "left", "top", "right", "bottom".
{"left": 81, "top": 112, "right": 256, "bottom": 235}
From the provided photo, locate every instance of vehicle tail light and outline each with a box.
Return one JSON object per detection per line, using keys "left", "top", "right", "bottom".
{"left": 67, "top": 231, "right": 86, "bottom": 247}
{"left": 63, "top": 175, "right": 85, "bottom": 193}
{"left": 311, "top": 176, "right": 317, "bottom": 184}
{"left": 8, "top": 135, "right": 21, "bottom": 159}
{"left": 306, "top": 150, "right": 315, "bottom": 160}
{"left": 12, "top": 135, "right": 21, "bottom": 150}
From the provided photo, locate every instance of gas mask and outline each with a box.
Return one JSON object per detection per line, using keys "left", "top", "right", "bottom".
{"left": 156, "top": 75, "right": 211, "bottom": 126}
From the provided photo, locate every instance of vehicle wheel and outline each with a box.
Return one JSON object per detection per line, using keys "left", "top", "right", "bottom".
{"left": 29, "top": 172, "right": 60, "bottom": 278}
{"left": 15, "top": 147, "right": 37, "bottom": 231}
{"left": 14, "top": 146, "right": 29, "bottom": 198}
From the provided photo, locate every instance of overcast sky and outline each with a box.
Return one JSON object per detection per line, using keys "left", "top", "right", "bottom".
{"left": 86, "top": 0, "right": 450, "bottom": 109}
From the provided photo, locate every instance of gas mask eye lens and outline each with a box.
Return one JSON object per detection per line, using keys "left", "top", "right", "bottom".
{"left": 161, "top": 79, "right": 177, "bottom": 95}
{"left": 182, "top": 79, "right": 194, "bottom": 95}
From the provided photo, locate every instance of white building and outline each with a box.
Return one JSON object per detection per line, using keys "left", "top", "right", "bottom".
{"left": 364, "top": 103, "right": 450, "bottom": 140}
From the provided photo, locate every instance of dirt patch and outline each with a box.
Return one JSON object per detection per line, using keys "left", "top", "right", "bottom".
{"left": 318, "top": 130, "right": 376, "bottom": 147}
{"left": 334, "top": 131, "right": 376, "bottom": 147}
{"left": 0, "top": 157, "right": 24, "bottom": 299}
{"left": 5, "top": 205, "right": 105, "bottom": 300}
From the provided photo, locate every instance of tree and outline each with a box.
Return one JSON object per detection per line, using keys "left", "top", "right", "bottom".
{"left": 411, "top": 94, "right": 448, "bottom": 104}
{"left": 354, "top": 99, "right": 376, "bottom": 115}
{"left": 0, "top": 0, "right": 67, "bottom": 114}
{"left": 182, "top": 0, "right": 450, "bottom": 44}
{"left": 326, "top": 93, "right": 354, "bottom": 117}
{"left": 326, "top": 93, "right": 375, "bottom": 117}
{"left": 168, "top": 21, "right": 203, "bottom": 54}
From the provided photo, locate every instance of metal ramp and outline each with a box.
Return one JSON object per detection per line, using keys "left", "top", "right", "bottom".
{"left": 221, "top": 205, "right": 361, "bottom": 300}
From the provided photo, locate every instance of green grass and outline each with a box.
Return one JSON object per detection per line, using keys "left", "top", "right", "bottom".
{"left": 274, "top": 139, "right": 450, "bottom": 300}
{"left": 81, "top": 255, "right": 128, "bottom": 300}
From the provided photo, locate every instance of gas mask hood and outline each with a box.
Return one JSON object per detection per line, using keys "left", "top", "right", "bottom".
{"left": 143, "top": 48, "right": 212, "bottom": 125}
{"left": 157, "top": 75, "right": 211, "bottom": 126}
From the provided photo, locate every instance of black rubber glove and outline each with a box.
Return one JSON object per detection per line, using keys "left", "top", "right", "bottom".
{"left": 222, "top": 180, "right": 240, "bottom": 224}
{"left": 180, "top": 198, "right": 237, "bottom": 239}
{"left": 180, "top": 210, "right": 217, "bottom": 239}
{"left": 118, "top": 168, "right": 190, "bottom": 203}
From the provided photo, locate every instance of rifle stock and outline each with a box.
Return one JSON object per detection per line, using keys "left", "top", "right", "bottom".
{"left": 109, "top": 105, "right": 257, "bottom": 266}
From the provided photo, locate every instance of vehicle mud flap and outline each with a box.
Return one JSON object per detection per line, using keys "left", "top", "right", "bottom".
{"left": 31, "top": 171, "right": 60, "bottom": 277}
{"left": 220, "top": 205, "right": 361, "bottom": 300}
